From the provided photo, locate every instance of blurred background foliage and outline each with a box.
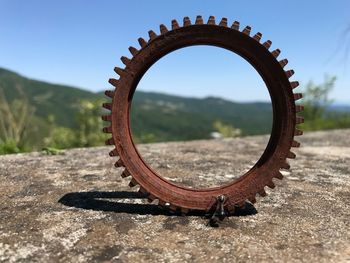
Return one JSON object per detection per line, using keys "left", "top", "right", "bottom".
{"left": 301, "top": 75, "right": 350, "bottom": 131}
{"left": 43, "top": 99, "right": 107, "bottom": 149}
{"left": 0, "top": 67, "right": 349, "bottom": 155}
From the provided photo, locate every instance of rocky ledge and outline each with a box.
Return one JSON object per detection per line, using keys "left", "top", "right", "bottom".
{"left": 0, "top": 129, "right": 350, "bottom": 262}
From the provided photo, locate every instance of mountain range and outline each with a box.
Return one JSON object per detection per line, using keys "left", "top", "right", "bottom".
{"left": 0, "top": 67, "right": 275, "bottom": 144}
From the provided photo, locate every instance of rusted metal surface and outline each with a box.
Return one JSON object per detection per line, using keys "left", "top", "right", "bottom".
{"left": 102, "top": 16, "right": 303, "bottom": 214}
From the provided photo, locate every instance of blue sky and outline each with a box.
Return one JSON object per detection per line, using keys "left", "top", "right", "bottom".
{"left": 0, "top": 0, "right": 349, "bottom": 103}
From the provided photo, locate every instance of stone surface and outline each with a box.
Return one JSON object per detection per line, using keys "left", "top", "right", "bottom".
{"left": 0, "top": 129, "right": 350, "bottom": 262}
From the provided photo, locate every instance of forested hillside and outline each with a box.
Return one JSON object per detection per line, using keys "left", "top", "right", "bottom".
{"left": 2, "top": 67, "right": 348, "bottom": 154}
{"left": 0, "top": 67, "right": 272, "bottom": 152}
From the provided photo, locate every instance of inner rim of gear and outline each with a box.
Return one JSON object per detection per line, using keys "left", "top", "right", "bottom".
{"left": 102, "top": 15, "right": 303, "bottom": 213}
{"left": 131, "top": 45, "right": 273, "bottom": 189}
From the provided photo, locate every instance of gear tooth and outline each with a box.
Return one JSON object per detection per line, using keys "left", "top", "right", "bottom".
{"left": 121, "top": 169, "right": 131, "bottom": 178}
{"left": 248, "top": 195, "right": 257, "bottom": 204}
{"left": 115, "top": 159, "right": 124, "bottom": 168}
{"left": 101, "top": 115, "right": 112, "bottom": 122}
{"left": 207, "top": 15, "right": 216, "bottom": 25}
{"left": 171, "top": 19, "right": 179, "bottom": 29}
{"left": 285, "top": 69, "right": 295, "bottom": 78}
{"left": 292, "top": 140, "right": 301, "bottom": 148}
{"left": 281, "top": 161, "right": 290, "bottom": 170}
{"left": 109, "top": 148, "right": 118, "bottom": 157}
{"left": 226, "top": 203, "right": 235, "bottom": 213}
{"left": 290, "top": 81, "right": 299, "bottom": 89}
{"left": 263, "top": 40, "right": 272, "bottom": 49}
{"left": 242, "top": 26, "right": 251, "bottom": 35}
{"left": 105, "top": 138, "right": 114, "bottom": 145}
{"left": 294, "top": 93, "right": 303, "bottom": 101}
{"left": 267, "top": 181, "right": 275, "bottom": 189}
{"left": 148, "top": 30, "right": 157, "bottom": 40}
{"left": 296, "top": 105, "right": 304, "bottom": 112}
{"left": 279, "top": 59, "right": 288, "bottom": 68}
{"left": 160, "top": 24, "right": 168, "bottom": 34}
{"left": 258, "top": 188, "right": 267, "bottom": 197}
{"left": 271, "top": 48, "right": 281, "bottom": 58}
{"left": 294, "top": 129, "right": 303, "bottom": 136}
{"left": 158, "top": 199, "right": 166, "bottom": 207}
{"left": 180, "top": 207, "right": 189, "bottom": 215}
{"left": 287, "top": 151, "right": 296, "bottom": 159}
{"left": 274, "top": 171, "right": 284, "bottom": 180}
{"left": 253, "top": 32, "right": 262, "bottom": 41}
{"left": 231, "top": 21, "right": 240, "bottom": 30}
{"left": 128, "top": 177, "right": 138, "bottom": 187}
{"left": 195, "top": 15, "right": 204, "bottom": 25}
{"left": 169, "top": 204, "right": 178, "bottom": 212}
{"left": 121, "top": 56, "right": 130, "bottom": 66}
{"left": 104, "top": 90, "right": 114, "bottom": 98}
{"left": 183, "top": 16, "right": 191, "bottom": 27}
{"left": 108, "top": 78, "right": 119, "bottom": 87}
{"left": 147, "top": 194, "right": 156, "bottom": 203}
{"left": 237, "top": 201, "right": 246, "bottom": 208}
{"left": 129, "top": 46, "right": 138, "bottom": 56}
{"left": 138, "top": 37, "right": 147, "bottom": 48}
{"left": 102, "top": 126, "right": 112, "bottom": 133}
{"left": 226, "top": 203, "right": 236, "bottom": 211}
{"left": 296, "top": 116, "right": 304, "bottom": 124}
{"left": 102, "top": 102, "right": 112, "bottom": 110}
{"left": 138, "top": 187, "right": 148, "bottom": 195}
{"left": 219, "top": 17, "right": 228, "bottom": 27}
{"left": 114, "top": 67, "right": 124, "bottom": 76}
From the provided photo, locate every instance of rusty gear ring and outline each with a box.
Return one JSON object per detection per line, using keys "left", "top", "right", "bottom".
{"left": 103, "top": 16, "right": 303, "bottom": 214}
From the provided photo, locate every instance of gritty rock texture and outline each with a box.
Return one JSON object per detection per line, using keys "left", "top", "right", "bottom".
{"left": 0, "top": 129, "right": 349, "bottom": 262}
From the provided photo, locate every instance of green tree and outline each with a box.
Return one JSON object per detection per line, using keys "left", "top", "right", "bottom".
{"left": 76, "top": 100, "right": 107, "bottom": 147}
{"left": 0, "top": 85, "right": 35, "bottom": 153}
{"left": 213, "top": 120, "right": 242, "bottom": 138}
{"left": 301, "top": 75, "right": 350, "bottom": 131}
{"left": 44, "top": 100, "right": 107, "bottom": 149}
{"left": 302, "top": 75, "right": 336, "bottom": 121}
{"left": 44, "top": 126, "right": 76, "bottom": 149}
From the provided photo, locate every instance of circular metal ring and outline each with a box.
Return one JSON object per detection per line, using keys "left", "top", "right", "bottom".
{"left": 103, "top": 16, "right": 303, "bottom": 213}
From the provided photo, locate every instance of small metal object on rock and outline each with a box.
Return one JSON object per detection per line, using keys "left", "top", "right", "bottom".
{"left": 102, "top": 16, "right": 303, "bottom": 214}
{"left": 208, "top": 195, "right": 228, "bottom": 227}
